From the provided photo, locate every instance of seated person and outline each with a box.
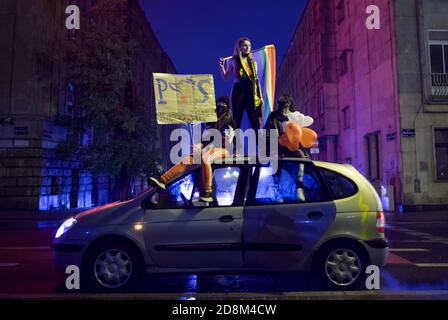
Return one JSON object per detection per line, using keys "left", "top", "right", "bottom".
{"left": 148, "top": 96, "right": 236, "bottom": 202}
{"left": 265, "top": 94, "right": 317, "bottom": 158}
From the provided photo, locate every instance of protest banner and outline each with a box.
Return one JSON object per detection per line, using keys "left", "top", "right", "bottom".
{"left": 153, "top": 73, "right": 217, "bottom": 124}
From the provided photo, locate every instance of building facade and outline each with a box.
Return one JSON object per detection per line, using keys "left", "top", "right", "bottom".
{"left": 0, "top": 0, "right": 176, "bottom": 210}
{"left": 278, "top": 0, "right": 448, "bottom": 210}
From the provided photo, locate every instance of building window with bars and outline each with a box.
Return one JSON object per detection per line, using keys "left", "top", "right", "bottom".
{"left": 434, "top": 128, "right": 448, "bottom": 181}
{"left": 429, "top": 30, "right": 448, "bottom": 99}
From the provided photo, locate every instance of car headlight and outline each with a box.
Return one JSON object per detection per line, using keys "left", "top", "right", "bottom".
{"left": 55, "top": 218, "right": 77, "bottom": 238}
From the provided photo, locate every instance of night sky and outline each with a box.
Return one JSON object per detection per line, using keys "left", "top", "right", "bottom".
{"left": 140, "top": 0, "right": 307, "bottom": 99}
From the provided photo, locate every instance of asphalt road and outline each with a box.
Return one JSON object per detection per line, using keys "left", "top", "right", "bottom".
{"left": 0, "top": 211, "right": 447, "bottom": 299}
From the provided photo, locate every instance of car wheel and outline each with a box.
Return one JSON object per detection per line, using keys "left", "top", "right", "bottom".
{"left": 315, "top": 241, "right": 368, "bottom": 291}
{"left": 84, "top": 241, "right": 143, "bottom": 292}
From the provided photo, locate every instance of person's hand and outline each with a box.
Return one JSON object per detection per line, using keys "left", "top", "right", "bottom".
{"left": 219, "top": 58, "right": 227, "bottom": 72}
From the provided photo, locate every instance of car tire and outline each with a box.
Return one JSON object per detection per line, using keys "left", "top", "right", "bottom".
{"left": 314, "top": 240, "right": 369, "bottom": 291}
{"left": 83, "top": 240, "right": 143, "bottom": 292}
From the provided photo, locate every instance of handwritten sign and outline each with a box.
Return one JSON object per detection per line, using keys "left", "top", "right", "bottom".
{"left": 153, "top": 73, "right": 217, "bottom": 124}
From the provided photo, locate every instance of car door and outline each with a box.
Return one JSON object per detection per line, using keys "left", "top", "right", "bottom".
{"left": 242, "top": 160, "right": 336, "bottom": 270}
{"left": 143, "top": 165, "right": 246, "bottom": 269}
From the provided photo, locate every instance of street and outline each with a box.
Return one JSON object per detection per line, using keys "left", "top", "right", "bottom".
{"left": 0, "top": 210, "right": 447, "bottom": 299}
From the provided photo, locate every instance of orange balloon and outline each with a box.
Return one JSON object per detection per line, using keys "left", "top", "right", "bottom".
{"left": 279, "top": 123, "right": 303, "bottom": 151}
{"left": 301, "top": 128, "right": 318, "bottom": 148}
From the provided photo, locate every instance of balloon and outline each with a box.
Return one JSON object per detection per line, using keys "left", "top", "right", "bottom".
{"left": 279, "top": 123, "right": 303, "bottom": 152}
{"left": 301, "top": 128, "right": 318, "bottom": 148}
{"left": 288, "top": 111, "right": 314, "bottom": 128}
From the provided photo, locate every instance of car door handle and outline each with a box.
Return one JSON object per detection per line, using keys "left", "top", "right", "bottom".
{"left": 307, "top": 211, "right": 324, "bottom": 220}
{"left": 219, "top": 215, "right": 234, "bottom": 223}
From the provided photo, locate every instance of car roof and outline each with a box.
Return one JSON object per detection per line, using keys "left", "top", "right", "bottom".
{"left": 214, "top": 157, "right": 359, "bottom": 178}
{"left": 210, "top": 156, "right": 353, "bottom": 169}
{"left": 211, "top": 156, "right": 314, "bottom": 165}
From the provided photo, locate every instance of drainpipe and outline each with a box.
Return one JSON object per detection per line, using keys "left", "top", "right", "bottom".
{"left": 413, "top": 0, "right": 425, "bottom": 194}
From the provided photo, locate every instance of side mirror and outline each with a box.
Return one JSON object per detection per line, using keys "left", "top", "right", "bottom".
{"left": 141, "top": 192, "right": 160, "bottom": 209}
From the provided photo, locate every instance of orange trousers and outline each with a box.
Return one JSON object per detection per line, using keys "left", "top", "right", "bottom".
{"left": 160, "top": 147, "right": 229, "bottom": 193}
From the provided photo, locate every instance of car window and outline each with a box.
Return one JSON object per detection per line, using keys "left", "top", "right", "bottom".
{"left": 156, "top": 172, "right": 196, "bottom": 209}
{"left": 254, "top": 161, "right": 324, "bottom": 204}
{"left": 193, "top": 166, "right": 240, "bottom": 206}
{"left": 319, "top": 167, "right": 357, "bottom": 199}
{"left": 214, "top": 167, "right": 240, "bottom": 206}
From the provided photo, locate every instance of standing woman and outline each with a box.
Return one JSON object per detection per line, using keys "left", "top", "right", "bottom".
{"left": 219, "top": 37, "right": 263, "bottom": 133}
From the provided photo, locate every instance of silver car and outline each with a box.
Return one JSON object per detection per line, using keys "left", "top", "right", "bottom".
{"left": 53, "top": 158, "right": 388, "bottom": 291}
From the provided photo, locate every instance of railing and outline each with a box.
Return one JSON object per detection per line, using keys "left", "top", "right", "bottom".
{"left": 431, "top": 73, "right": 448, "bottom": 98}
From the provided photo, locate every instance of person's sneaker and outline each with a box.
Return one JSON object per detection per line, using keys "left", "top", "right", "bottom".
{"left": 199, "top": 191, "right": 214, "bottom": 202}
{"left": 148, "top": 176, "right": 166, "bottom": 190}
{"left": 297, "top": 188, "right": 305, "bottom": 202}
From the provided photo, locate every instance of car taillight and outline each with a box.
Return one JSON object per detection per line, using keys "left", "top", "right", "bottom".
{"left": 376, "top": 211, "right": 385, "bottom": 233}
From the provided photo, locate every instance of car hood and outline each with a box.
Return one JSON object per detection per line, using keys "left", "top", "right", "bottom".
{"left": 74, "top": 189, "right": 152, "bottom": 225}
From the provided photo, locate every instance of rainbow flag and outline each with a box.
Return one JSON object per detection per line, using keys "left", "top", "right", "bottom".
{"left": 252, "top": 44, "right": 276, "bottom": 127}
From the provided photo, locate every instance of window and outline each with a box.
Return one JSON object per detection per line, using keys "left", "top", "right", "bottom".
{"left": 434, "top": 128, "right": 448, "bottom": 181}
{"left": 343, "top": 106, "right": 350, "bottom": 129}
{"left": 339, "top": 50, "right": 348, "bottom": 76}
{"left": 430, "top": 44, "right": 446, "bottom": 74}
{"left": 429, "top": 30, "right": 448, "bottom": 74}
{"left": 194, "top": 167, "right": 240, "bottom": 206}
{"left": 253, "top": 162, "right": 325, "bottom": 204}
{"left": 337, "top": 0, "right": 345, "bottom": 24}
{"left": 319, "top": 168, "right": 357, "bottom": 199}
{"left": 51, "top": 176, "right": 58, "bottom": 195}
{"left": 429, "top": 31, "right": 448, "bottom": 97}
{"left": 154, "top": 172, "right": 197, "bottom": 209}
{"left": 365, "top": 133, "right": 380, "bottom": 180}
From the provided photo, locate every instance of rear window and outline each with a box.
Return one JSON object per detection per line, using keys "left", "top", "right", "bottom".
{"left": 253, "top": 162, "right": 325, "bottom": 204}
{"left": 319, "top": 167, "right": 358, "bottom": 199}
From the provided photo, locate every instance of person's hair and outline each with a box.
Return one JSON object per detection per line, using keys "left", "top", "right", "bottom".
{"left": 233, "top": 37, "right": 251, "bottom": 56}
{"left": 216, "top": 96, "right": 233, "bottom": 131}
{"left": 277, "top": 94, "right": 295, "bottom": 112}
{"left": 216, "top": 96, "right": 230, "bottom": 107}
